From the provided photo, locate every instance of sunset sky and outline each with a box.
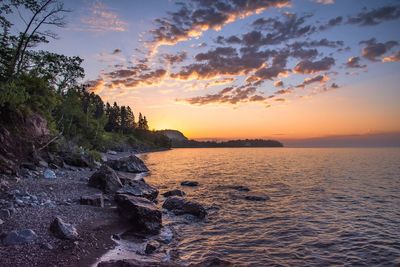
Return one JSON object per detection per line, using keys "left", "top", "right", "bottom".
{"left": 38, "top": 0, "right": 400, "bottom": 139}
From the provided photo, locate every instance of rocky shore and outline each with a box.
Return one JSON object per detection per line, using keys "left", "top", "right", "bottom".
{"left": 0, "top": 151, "right": 216, "bottom": 267}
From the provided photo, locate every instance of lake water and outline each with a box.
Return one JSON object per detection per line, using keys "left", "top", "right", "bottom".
{"left": 140, "top": 148, "right": 400, "bottom": 266}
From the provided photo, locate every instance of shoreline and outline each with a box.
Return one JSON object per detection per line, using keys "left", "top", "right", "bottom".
{"left": 0, "top": 150, "right": 170, "bottom": 267}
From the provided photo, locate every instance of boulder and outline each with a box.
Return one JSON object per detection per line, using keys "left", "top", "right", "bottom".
{"left": 162, "top": 189, "right": 186, "bottom": 197}
{"left": 49, "top": 217, "right": 78, "bottom": 240}
{"left": 80, "top": 194, "right": 104, "bottom": 207}
{"left": 162, "top": 197, "right": 206, "bottom": 219}
{"left": 43, "top": 169, "right": 56, "bottom": 179}
{"left": 244, "top": 195, "right": 270, "bottom": 201}
{"left": 88, "top": 165, "right": 123, "bottom": 193}
{"left": 181, "top": 181, "right": 199, "bottom": 187}
{"left": 116, "top": 180, "right": 159, "bottom": 201}
{"left": 106, "top": 155, "right": 149, "bottom": 173}
{"left": 2, "top": 229, "right": 38, "bottom": 246}
{"left": 115, "top": 194, "right": 162, "bottom": 233}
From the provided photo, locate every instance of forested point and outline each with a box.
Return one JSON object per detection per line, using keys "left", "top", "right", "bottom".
{"left": 0, "top": 0, "right": 170, "bottom": 174}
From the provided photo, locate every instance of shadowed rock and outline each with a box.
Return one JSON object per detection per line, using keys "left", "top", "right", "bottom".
{"left": 181, "top": 181, "right": 199, "bottom": 187}
{"left": 115, "top": 194, "right": 162, "bottom": 233}
{"left": 162, "top": 189, "right": 186, "bottom": 197}
{"left": 162, "top": 196, "right": 206, "bottom": 219}
{"left": 245, "top": 195, "right": 270, "bottom": 201}
{"left": 117, "top": 180, "right": 158, "bottom": 201}
{"left": 106, "top": 155, "right": 149, "bottom": 173}
{"left": 49, "top": 217, "right": 78, "bottom": 240}
{"left": 88, "top": 165, "right": 122, "bottom": 193}
{"left": 2, "top": 229, "right": 38, "bottom": 246}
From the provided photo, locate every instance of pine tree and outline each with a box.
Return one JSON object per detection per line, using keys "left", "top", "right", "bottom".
{"left": 143, "top": 116, "right": 149, "bottom": 130}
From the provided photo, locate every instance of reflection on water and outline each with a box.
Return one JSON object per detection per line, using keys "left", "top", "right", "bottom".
{"left": 141, "top": 148, "right": 400, "bottom": 266}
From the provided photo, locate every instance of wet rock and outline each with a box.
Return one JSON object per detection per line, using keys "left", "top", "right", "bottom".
{"left": 2, "top": 229, "right": 38, "bottom": 246}
{"left": 116, "top": 180, "right": 159, "bottom": 201}
{"left": 98, "top": 259, "right": 180, "bottom": 267}
{"left": 115, "top": 194, "right": 162, "bottom": 233}
{"left": 43, "top": 169, "right": 56, "bottom": 179}
{"left": 181, "top": 181, "right": 199, "bottom": 187}
{"left": 49, "top": 217, "right": 79, "bottom": 240}
{"left": 244, "top": 195, "right": 270, "bottom": 201}
{"left": 80, "top": 194, "right": 104, "bottom": 207}
{"left": 106, "top": 155, "right": 149, "bottom": 173}
{"left": 88, "top": 165, "right": 123, "bottom": 194}
{"left": 162, "top": 189, "right": 186, "bottom": 197}
{"left": 145, "top": 240, "right": 160, "bottom": 254}
{"left": 162, "top": 197, "right": 206, "bottom": 219}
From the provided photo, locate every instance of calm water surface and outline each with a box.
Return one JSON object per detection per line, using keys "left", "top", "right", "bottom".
{"left": 140, "top": 148, "right": 400, "bottom": 266}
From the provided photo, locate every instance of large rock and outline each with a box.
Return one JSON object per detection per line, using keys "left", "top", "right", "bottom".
{"left": 88, "top": 165, "right": 123, "bottom": 193}
{"left": 162, "top": 197, "right": 206, "bottom": 219}
{"left": 162, "top": 189, "right": 186, "bottom": 197}
{"left": 2, "top": 229, "right": 38, "bottom": 246}
{"left": 115, "top": 194, "right": 162, "bottom": 233}
{"left": 49, "top": 217, "right": 78, "bottom": 240}
{"left": 116, "top": 180, "right": 158, "bottom": 201}
{"left": 106, "top": 155, "right": 149, "bottom": 173}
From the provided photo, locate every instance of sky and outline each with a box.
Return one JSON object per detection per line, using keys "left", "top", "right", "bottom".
{"left": 20, "top": 0, "right": 400, "bottom": 139}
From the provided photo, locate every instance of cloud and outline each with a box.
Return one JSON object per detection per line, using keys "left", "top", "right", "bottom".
{"left": 382, "top": 51, "right": 400, "bottom": 62}
{"left": 217, "top": 13, "right": 317, "bottom": 47}
{"left": 79, "top": 1, "right": 128, "bottom": 32}
{"left": 319, "top": 16, "right": 342, "bottom": 30}
{"left": 293, "top": 57, "right": 335, "bottom": 74}
{"left": 348, "top": 5, "right": 400, "bottom": 26}
{"left": 360, "top": 38, "right": 398, "bottom": 61}
{"left": 181, "top": 85, "right": 264, "bottom": 105}
{"left": 274, "top": 80, "right": 284, "bottom": 87}
{"left": 275, "top": 88, "right": 293, "bottom": 95}
{"left": 112, "top": 49, "right": 122, "bottom": 54}
{"left": 315, "top": 0, "right": 335, "bottom": 4}
{"left": 345, "top": 56, "right": 366, "bottom": 68}
{"left": 171, "top": 46, "right": 274, "bottom": 80}
{"left": 162, "top": 52, "right": 188, "bottom": 65}
{"left": 331, "top": 83, "right": 339, "bottom": 88}
{"left": 296, "top": 74, "right": 329, "bottom": 88}
{"left": 148, "top": 0, "right": 291, "bottom": 51}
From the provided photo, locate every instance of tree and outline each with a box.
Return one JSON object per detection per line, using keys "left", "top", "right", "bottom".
{"left": 3, "top": 0, "right": 70, "bottom": 78}
{"left": 143, "top": 116, "right": 149, "bottom": 130}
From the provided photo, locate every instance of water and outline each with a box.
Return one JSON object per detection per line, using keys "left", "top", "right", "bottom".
{"left": 139, "top": 148, "right": 400, "bottom": 266}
